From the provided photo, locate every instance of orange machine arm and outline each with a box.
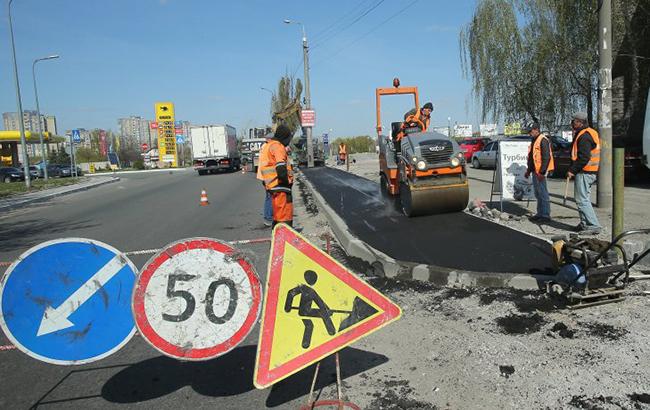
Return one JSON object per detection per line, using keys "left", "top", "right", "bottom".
{"left": 375, "top": 85, "right": 420, "bottom": 135}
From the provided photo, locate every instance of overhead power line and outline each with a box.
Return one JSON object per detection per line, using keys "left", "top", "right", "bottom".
{"left": 312, "top": 0, "right": 420, "bottom": 67}
{"left": 311, "top": 0, "right": 387, "bottom": 50}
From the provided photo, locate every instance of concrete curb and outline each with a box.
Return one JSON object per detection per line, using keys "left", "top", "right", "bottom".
{"left": 299, "top": 172, "right": 548, "bottom": 290}
{"left": 86, "top": 168, "right": 191, "bottom": 176}
{"left": 0, "top": 177, "right": 120, "bottom": 212}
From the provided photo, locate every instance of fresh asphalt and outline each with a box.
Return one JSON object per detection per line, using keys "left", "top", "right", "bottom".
{"left": 0, "top": 169, "right": 349, "bottom": 409}
{"left": 302, "top": 167, "right": 553, "bottom": 274}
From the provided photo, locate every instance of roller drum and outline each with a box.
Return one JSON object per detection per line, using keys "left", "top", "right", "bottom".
{"left": 399, "top": 181, "right": 469, "bottom": 217}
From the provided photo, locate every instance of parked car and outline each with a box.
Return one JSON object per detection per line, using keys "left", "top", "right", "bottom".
{"left": 458, "top": 138, "right": 487, "bottom": 161}
{"left": 0, "top": 167, "right": 25, "bottom": 183}
{"left": 28, "top": 165, "right": 40, "bottom": 179}
{"left": 57, "top": 164, "right": 83, "bottom": 177}
{"left": 470, "top": 140, "right": 499, "bottom": 169}
{"left": 548, "top": 135, "right": 572, "bottom": 177}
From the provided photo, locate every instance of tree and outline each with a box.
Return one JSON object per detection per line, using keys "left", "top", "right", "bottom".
{"left": 460, "top": 0, "right": 598, "bottom": 130}
{"left": 271, "top": 75, "right": 303, "bottom": 135}
{"left": 611, "top": 1, "right": 650, "bottom": 148}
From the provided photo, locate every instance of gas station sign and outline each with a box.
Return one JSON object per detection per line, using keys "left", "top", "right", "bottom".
{"left": 155, "top": 102, "right": 178, "bottom": 167}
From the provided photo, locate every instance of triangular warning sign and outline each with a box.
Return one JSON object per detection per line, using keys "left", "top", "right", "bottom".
{"left": 254, "top": 224, "right": 401, "bottom": 389}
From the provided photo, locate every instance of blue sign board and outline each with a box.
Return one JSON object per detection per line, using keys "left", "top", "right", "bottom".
{"left": 176, "top": 135, "right": 185, "bottom": 144}
{"left": 71, "top": 129, "right": 81, "bottom": 144}
{"left": 322, "top": 133, "right": 329, "bottom": 144}
{"left": 0, "top": 238, "right": 137, "bottom": 365}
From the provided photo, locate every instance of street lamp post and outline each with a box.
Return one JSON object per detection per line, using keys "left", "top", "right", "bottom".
{"left": 33, "top": 54, "right": 60, "bottom": 181}
{"left": 284, "top": 19, "right": 313, "bottom": 168}
{"left": 7, "top": 0, "right": 30, "bottom": 188}
{"left": 261, "top": 87, "right": 274, "bottom": 125}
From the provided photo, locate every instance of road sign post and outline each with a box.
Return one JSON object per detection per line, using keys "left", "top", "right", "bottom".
{"left": 132, "top": 238, "right": 262, "bottom": 360}
{"left": 254, "top": 225, "right": 401, "bottom": 389}
{"left": 0, "top": 238, "right": 137, "bottom": 365}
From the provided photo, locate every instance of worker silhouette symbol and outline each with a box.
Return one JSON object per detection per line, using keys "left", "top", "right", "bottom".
{"left": 284, "top": 270, "right": 336, "bottom": 349}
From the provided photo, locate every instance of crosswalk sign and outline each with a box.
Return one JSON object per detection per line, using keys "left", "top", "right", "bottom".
{"left": 254, "top": 224, "right": 401, "bottom": 389}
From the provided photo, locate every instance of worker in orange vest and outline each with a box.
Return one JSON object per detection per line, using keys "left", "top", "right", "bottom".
{"left": 567, "top": 112, "right": 601, "bottom": 235}
{"left": 256, "top": 133, "right": 274, "bottom": 227}
{"left": 260, "top": 124, "right": 294, "bottom": 227}
{"left": 338, "top": 143, "right": 347, "bottom": 165}
{"left": 524, "top": 121, "right": 554, "bottom": 222}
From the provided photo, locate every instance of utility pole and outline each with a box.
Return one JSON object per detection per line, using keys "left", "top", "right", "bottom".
{"left": 33, "top": 55, "right": 60, "bottom": 181}
{"left": 597, "top": 0, "right": 613, "bottom": 210}
{"left": 285, "top": 19, "right": 314, "bottom": 168}
{"left": 8, "top": 0, "right": 31, "bottom": 188}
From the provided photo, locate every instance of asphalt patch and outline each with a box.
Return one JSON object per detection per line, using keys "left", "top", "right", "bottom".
{"left": 368, "top": 378, "right": 436, "bottom": 410}
{"left": 368, "top": 276, "right": 441, "bottom": 295}
{"left": 303, "top": 167, "right": 553, "bottom": 273}
{"left": 295, "top": 176, "right": 319, "bottom": 216}
{"left": 499, "top": 365, "right": 515, "bottom": 379}
{"left": 479, "top": 288, "right": 563, "bottom": 312}
{"left": 579, "top": 322, "right": 629, "bottom": 341}
{"left": 495, "top": 313, "right": 546, "bottom": 335}
{"left": 568, "top": 395, "right": 625, "bottom": 409}
{"left": 629, "top": 393, "right": 650, "bottom": 404}
{"left": 549, "top": 322, "right": 575, "bottom": 339}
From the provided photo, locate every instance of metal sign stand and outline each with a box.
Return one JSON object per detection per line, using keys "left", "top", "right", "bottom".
{"left": 300, "top": 234, "right": 360, "bottom": 410}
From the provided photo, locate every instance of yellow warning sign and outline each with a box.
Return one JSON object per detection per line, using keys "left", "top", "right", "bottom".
{"left": 254, "top": 224, "right": 401, "bottom": 389}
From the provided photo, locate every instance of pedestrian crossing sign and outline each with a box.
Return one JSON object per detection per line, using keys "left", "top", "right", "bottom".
{"left": 253, "top": 224, "right": 401, "bottom": 389}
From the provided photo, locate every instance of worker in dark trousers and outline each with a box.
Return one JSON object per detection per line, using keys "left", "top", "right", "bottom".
{"left": 567, "top": 112, "right": 601, "bottom": 235}
{"left": 260, "top": 124, "right": 294, "bottom": 227}
{"left": 256, "top": 133, "right": 273, "bottom": 226}
{"left": 524, "top": 121, "right": 554, "bottom": 222}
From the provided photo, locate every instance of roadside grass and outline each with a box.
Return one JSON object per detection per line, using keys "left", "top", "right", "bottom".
{"left": 0, "top": 177, "right": 84, "bottom": 198}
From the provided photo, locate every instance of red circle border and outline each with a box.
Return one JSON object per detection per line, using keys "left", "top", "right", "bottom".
{"left": 132, "top": 238, "right": 261, "bottom": 360}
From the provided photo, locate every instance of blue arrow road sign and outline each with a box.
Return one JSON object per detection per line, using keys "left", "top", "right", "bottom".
{"left": 72, "top": 129, "right": 81, "bottom": 143}
{"left": 0, "top": 238, "right": 137, "bottom": 365}
{"left": 176, "top": 135, "right": 185, "bottom": 144}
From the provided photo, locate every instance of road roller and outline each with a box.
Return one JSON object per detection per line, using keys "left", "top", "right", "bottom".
{"left": 377, "top": 78, "right": 469, "bottom": 217}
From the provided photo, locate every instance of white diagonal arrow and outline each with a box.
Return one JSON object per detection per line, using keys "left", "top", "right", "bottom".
{"left": 36, "top": 255, "right": 127, "bottom": 337}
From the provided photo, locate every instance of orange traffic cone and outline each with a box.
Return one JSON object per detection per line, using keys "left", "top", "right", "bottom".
{"left": 200, "top": 189, "right": 209, "bottom": 206}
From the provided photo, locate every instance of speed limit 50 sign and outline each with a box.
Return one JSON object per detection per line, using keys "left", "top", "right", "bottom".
{"left": 132, "top": 238, "right": 261, "bottom": 360}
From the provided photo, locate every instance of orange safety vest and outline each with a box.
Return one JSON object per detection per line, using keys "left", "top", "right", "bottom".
{"left": 256, "top": 142, "right": 270, "bottom": 181}
{"left": 260, "top": 140, "right": 293, "bottom": 192}
{"left": 529, "top": 134, "right": 554, "bottom": 174}
{"left": 338, "top": 144, "right": 347, "bottom": 155}
{"left": 571, "top": 127, "right": 600, "bottom": 172}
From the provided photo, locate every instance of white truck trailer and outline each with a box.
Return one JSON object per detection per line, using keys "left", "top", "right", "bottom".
{"left": 191, "top": 125, "right": 241, "bottom": 175}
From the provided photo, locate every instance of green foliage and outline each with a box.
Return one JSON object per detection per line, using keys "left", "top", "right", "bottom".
{"left": 133, "top": 159, "right": 145, "bottom": 170}
{"left": 460, "top": 0, "right": 598, "bottom": 130}
{"left": 48, "top": 150, "right": 70, "bottom": 165}
{"left": 75, "top": 147, "right": 105, "bottom": 163}
{"left": 271, "top": 76, "right": 303, "bottom": 135}
{"left": 332, "top": 136, "right": 375, "bottom": 153}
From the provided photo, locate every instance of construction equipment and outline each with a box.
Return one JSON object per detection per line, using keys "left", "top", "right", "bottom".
{"left": 548, "top": 229, "right": 650, "bottom": 309}
{"left": 376, "top": 78, "right": 469, "bottom": 216}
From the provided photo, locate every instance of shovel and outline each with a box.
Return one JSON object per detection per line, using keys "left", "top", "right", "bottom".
{"left": 563, "top": 176, "right": 570, "bottom": 205}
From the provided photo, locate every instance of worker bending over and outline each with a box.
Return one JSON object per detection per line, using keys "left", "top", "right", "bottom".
{"left": 260, "top": 124, "right": 294, "bottom": 227}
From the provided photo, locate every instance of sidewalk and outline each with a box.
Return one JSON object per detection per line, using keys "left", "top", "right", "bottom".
{"left": 0, "top": 176, "right": 119, "bottom": 212}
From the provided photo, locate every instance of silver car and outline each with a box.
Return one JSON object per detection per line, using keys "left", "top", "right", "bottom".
{"left": 471, "top": 141, "right": 499, "bottom": 169}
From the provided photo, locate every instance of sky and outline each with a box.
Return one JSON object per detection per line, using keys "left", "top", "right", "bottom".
{"left": 0, "top": 0, "right": 484, "bottom": 140}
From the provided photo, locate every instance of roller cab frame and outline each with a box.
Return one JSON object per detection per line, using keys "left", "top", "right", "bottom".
{"left": 376, "top": 78, "right": 469, "bottom": 216}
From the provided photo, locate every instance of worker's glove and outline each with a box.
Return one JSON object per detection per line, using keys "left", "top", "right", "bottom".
{"left": 524, "top": 171, "right": 531, "bottom": 179}
{"left": 536, "top": 173, "right": 545, "bottom": 182}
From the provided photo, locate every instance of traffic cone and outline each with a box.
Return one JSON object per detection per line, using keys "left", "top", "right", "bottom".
{"left": 200, "top": 189, "right": 209, "bottom": 206}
